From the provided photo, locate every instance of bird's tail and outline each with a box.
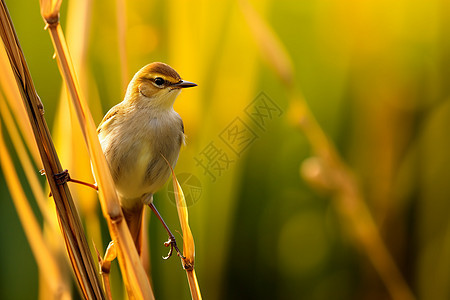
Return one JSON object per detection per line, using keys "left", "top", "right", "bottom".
{"left": 121, "top": 200, "right": 144, "bottom": 256}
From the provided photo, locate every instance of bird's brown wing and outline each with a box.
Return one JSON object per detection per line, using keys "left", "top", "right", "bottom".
{"left": 97, "top": 104, "right": 120, "bottom": 134}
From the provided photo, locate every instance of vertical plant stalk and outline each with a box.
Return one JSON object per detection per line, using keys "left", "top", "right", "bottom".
{"left": 54, "top": 0, "right": 104, "bottom": 253}
{"left": 0, "top": 1, "right": 104, "bottom": 299}
{"left": 164, "top": 156, "right": 202, "bottom": 300}
{"left": 239, "top": 1, "right": 415, "bottom": 300}
{"left": 186, "top": 270, "right": 201, "bottom": 300}
{"left": 175, "top": 181, "right": 201, "bottom": 300}
{"left": 39, "top": 1, "right": 154, "bottom": 298}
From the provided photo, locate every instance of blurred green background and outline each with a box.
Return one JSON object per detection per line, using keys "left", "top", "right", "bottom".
{"left": 1, "top": 0, "right": 450, "bottom": 299}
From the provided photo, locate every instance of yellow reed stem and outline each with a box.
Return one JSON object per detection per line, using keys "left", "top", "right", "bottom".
{"left": 44, "top": 19, "right": 153, "bottom": 299}
{"left": 163, "top": 153, "right": 202, "bottom": 300}
{"left": 186, "top": 270, "right": 202, "bottom": 300}
{"left": 54, "top": 0, "right": 103, "bottom": 253}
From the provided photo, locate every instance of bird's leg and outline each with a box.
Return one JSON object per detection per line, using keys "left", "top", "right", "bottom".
{"left": 67, "top": 177, "right": 98, "bottom": 191}
{"left": 54, "top": 169, "right": 98, "bottom": 190}
{"left": 94, "top": 241, "right": 116, "bottom": 300}
{"left": 43, "top": 169, "right": 98, "bottom": 196}
{"left": 148, "top": 202, "right": 185, "bottom": 260}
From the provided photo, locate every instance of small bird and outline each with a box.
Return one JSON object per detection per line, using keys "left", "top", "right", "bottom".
{"left": 97, "top": 62, "right": 197, "bottom": 257}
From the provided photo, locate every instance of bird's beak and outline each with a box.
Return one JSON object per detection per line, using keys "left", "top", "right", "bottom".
{"left": 171, "top": 80, "right": 197, "bottom": 89}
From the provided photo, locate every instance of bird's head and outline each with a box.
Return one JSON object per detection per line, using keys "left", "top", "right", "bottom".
{"left": 125, "top": 62, "right": 197, "bottom": 109}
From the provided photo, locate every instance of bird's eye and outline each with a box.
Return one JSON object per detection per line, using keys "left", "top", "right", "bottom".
{"left": 154, "top": 77, "right": 165, "bottom": 86}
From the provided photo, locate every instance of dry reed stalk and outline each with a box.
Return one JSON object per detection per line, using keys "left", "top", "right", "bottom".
{"left": 0, "top": 1, "right": 105, "bottom": 298}
{"left": 39, "top": 0, "right": 154, "bottom": 298}
{"left": 95, "top": 241, "right": 117, "bottom": 300}
{"left": 60, "top": 1, "right": 108, "bottom": 266}
{"left": 164, "top": 157, "right": 202, "bottom": 300}
{"left": 239, "top": 1, "right": 415, "bottom": 300}
{"left": 186, "top": 270, "right": 201, "bottom": 300}
{"left": 53, "top": 0, "right": 104, "bottom": 251}
{"left": 0, "top": 113, "right": 71, "bottom": 300}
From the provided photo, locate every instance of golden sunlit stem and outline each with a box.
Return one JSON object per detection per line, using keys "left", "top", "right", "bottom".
{"left": 54, "top": 0, "right": 104, "bottom": 259}
{"left": 186, "top": 270, "right": 202, "bottom": 300}
{"left": 43, "top": 14, "right": 154, "bottom": 299}
{"left": 162, "top": 154, "right": 202, "bottom": 300}
{"left": 95, "top": 241, "right": 116, "bottom": 300}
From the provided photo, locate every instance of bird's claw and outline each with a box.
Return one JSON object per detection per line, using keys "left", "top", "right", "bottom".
{"left": 54, "top": 169, "right": 71, "bottom": 185}
{"left": 162, "top": 236, "right": 185, "bottom": 260}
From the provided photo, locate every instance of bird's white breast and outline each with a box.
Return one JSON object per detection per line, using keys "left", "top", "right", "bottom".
{"left": 99, "top": 105, "right": 183, "bottom": 208}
